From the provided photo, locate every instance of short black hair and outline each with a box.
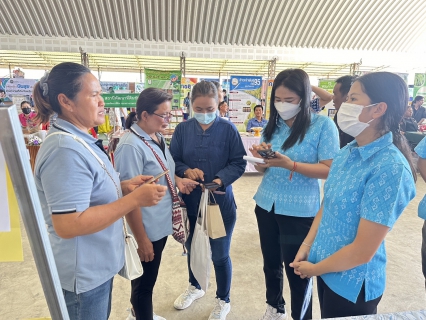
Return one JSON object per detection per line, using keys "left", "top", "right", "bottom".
{"left": 413, "top": 95, "right": 424, "bottom": 103}
{"left": 254, "top": 105, "right": 263, "bottom": 111}
{"left": 335, "top": 75, "right": 357, "bottom": 96}
{"left": 0, "top": 88, "right": 5, "bottom": 93}
{"left": 20, "top": 100, "right": 31, "bottom": 107}
{"left": 223, "top": 89, "right": 227, "bottom": 93}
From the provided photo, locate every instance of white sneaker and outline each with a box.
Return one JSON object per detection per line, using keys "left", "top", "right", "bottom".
{"left": 126, "top": 308, "right": 135, "bottom": 320}
{"left": 208, "top": 298, "right": 231, "bottom": 320}
{"left": 259, "top": 304, "right": 287, "bottom": 320}
{"left": 153, "top": 313, "right": 166, "bottom": 320}
{"left": 173, "top": 284, "right": 205, "bottom": 310}
{"left": 126, "top": 308, "right": 166, "bottom": 320}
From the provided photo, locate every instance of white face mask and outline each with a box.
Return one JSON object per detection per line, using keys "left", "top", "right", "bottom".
{"left": 275, "top": 102, "right": 301, "bottom": 120}
{"left": 337, "top": 102, "right": 377, "bottom": 137}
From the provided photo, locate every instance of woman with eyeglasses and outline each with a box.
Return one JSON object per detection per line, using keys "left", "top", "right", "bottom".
{"left": 170, "top": 81, "right": 246, "bottom": 320}
{"left": 114, "top": 88, "right": 198, "bottom": 320}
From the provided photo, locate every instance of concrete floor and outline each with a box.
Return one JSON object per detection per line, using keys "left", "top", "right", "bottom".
{"left": 0, "top": 173, "right": 425, "bottom": 319}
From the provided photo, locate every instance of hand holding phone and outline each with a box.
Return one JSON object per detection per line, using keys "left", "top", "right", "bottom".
{"left": 257, "top": 149, "right": 277, "bottom": 159}
{"left": 145, "top": 170, "right": 170, "bottom": 184}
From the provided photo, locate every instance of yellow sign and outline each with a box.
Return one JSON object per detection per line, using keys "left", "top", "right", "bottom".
{"left": 0, "top": 167, "right": 24, "bottom": 262}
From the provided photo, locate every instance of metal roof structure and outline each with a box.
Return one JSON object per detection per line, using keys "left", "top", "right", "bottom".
{"left": 0, "top": 50, "right": 389, "bottom": 77}
{"left": 1, "top": 0, "right": 425, "bottom": 76}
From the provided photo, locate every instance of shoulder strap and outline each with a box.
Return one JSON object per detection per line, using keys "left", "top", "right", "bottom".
{"left": 130, "top": 127, "right": 179, "bottom": 203}
{"left": 44, "top": 132, "right": 131, "bottom": 236}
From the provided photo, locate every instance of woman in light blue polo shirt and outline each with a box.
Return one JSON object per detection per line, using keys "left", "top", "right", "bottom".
{"left": 33, "top": 62, "right": 167, "bottom": 320}
{"left": 250, "top": 69, "right": 339, "bottom": 320}
{"left": 291, "top": 72, "right": 417, "bottom": 318}
{"left": 114, "top": 88, "right": 197, "bottom": 320}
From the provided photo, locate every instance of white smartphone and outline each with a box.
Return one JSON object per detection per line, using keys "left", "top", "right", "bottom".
{"left": 146, "top": 169, "right": 170, "bottom": 184}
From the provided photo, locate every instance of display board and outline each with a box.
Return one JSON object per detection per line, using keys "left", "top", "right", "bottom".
{"left": 229, "top": 75, "right": 262, "bottom": 132}
{"left": 0, "top": 78, "right": 37, "bottom": 102}
{"left": 0, "top": 106, "right": 69, "bottom": 319}
{"left": 318, "top": 78, "right": 337, "bottom": 118}
{"left": 100, "top": 81, "right": 129, "bottom": 93}
{"left": 145, "top": 68, "right": 182, "bottom": 129}
{"left": 414, "top": 73, "right": 426, "bottom": 99}
{"left": 101, "top": 93, "right": 139, "bottom": 108}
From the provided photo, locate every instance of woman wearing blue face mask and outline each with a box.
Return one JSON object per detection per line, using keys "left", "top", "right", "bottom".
{"left": 250, "top": 69, "right": 339, "bottom": 320}
{"left": 290, "top": 72, "right": 416, "bottom": 318}
{"left": 170, "top": 81, "right": 246, "bottom": 320}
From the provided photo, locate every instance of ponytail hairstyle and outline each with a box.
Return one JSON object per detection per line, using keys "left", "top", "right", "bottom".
{"left": 263, "top": 69, "right": 312, "bottom": 151}
{"left": 33, "top": 62, "right": 91, "bottom": 124}
{"left": 125, "top": 111, "right": 137, "bottom": 129}
{"left": 191, "top": 81, "right": 218, "bottom": 105}
{"left": 356, "top": 72, "right": 417, "bottom": 180}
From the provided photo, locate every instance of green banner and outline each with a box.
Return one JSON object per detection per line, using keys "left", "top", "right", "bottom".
{"left": 414, "top": 73, "right": 426, "bottom": 98}
{"left": 102, "top": 93, "right": 139, "bottom": 108}
{"left": 145, "top": 68, "right": 181, "bottom": 109}
{"left": 318, "top": 79, "right": 336, "bottom": 93}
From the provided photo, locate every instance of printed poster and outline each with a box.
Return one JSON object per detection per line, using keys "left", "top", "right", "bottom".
{"left": 318, "top": 79, "right": 337, "bottom": 118}
{"left": 414, "top": 73, "right": 426, "bottom": 100}
{"left": 100, "top": 81, "right": 129, "bottom": 93}
{"left": 145, "top": 68, "right": 181, "bottom": 110}
{"left": 0, "top": 78, "right": 37, "bottom": 101}
{"left": 229, "top": 75, "right": 262, "bottom": 132}
{"left": 180, "top": 77, "right": 197, "bottom": 107}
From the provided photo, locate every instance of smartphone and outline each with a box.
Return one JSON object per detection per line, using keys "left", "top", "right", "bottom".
{"left": 257, "top": 149, "right": 276, "bottom": 159}
{"left": 146, "top": 170, "right": 170, "bottom": 184}
{"left": 203, "top": 182, "right": 221, "bottom": 189}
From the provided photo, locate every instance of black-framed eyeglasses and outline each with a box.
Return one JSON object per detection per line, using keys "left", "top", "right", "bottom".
{"left": 153, "top": 112, "right": 172, "bottom": 120}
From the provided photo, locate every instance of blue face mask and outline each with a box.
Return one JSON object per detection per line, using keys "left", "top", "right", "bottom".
{"left": 193, "top": 112, "right": 216, "bottom": 125}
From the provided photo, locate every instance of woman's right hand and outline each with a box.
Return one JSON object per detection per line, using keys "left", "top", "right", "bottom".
{"left": 184, "top": 168, "right": 205, "bottom": 181}
{"left": 290, "top": 244, "right": 311, "bottom": 277}
{"left": 249, "top": 142, "right": 272, "bottom": 158}
{"left": 131, "top": 183, "right": 167, "bottom": 207}
{"left": 137, "top": 237, "right": 154, "bottom": 262}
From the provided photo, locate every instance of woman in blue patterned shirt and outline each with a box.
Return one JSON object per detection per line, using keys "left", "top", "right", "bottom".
{"left": 250, "top": 69, "right": 339, "bottom": 320}
{"left": 291, "top": 72, "right": 417, "bottom": 318}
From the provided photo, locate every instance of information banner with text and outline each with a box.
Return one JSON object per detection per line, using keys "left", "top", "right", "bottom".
{"left": 145, "top": 68, "right": 181, "bottom": 109}
{"left": 229, "top": 76, "right": 262, "bottom": 132}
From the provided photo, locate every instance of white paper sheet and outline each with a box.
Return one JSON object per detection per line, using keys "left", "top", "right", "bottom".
{"left": 0, "top": 142, "right": 11, "bottom": 232}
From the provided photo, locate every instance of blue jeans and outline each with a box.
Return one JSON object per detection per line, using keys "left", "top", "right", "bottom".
{"left": 62, "top": 277, "right": 114, "bottom": 320}
{"left": 185, "top": 203, "right": 236, "bottom": 303}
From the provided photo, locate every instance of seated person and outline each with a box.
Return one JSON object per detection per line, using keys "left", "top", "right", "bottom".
{"left": 246, "top": 105, "right": 268, "bottom": 132}
{"left": 218, "top": 101, "right": 229, "bottom": 120}
{"left": 19, "top": 101, "right": 40, "bottom": 133}
{"left": 400, "top": 105, "right": 418, "bottom": 133}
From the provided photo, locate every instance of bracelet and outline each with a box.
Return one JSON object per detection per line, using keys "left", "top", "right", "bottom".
{"left": 289, "top": 161, "right": 297, "bottom": 181}
{"left": 302, "top": 241, "right": 312, "bottom": 248}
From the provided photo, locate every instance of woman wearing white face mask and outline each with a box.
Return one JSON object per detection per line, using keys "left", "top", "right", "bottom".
{"left": 170, "top": 81, "right": 246, "bottom": 320}
{"left": 250, "top": 69, "right": 339, "bottom": 320}
{"left": 290, "top": 72, "right": 416, "bottom": 318}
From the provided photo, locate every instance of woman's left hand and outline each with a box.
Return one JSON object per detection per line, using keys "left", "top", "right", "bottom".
{"left": 177, "top": 178, "right": 199, "bottom": 194}
{"left": 290, "top": 261, "right": 319, "bottom": 279}
{"left": 263, "top": 152, "right": 293, "bottom": 170}
{"left": 121, "top": 175, "right": 154, "bottom": 195}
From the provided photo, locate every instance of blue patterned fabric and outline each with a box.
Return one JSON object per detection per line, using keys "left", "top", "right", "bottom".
{"left": 309, "top": 132, "right": 416, "bottom": 303}
{"left": 253, "top": 113, "right": 339, "bottom": 217}
{"left": 310, "top": 97, "right": 323, "bottom": 113}
{"left": 415, "top": 138, "right": 426, "bottom": 219}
